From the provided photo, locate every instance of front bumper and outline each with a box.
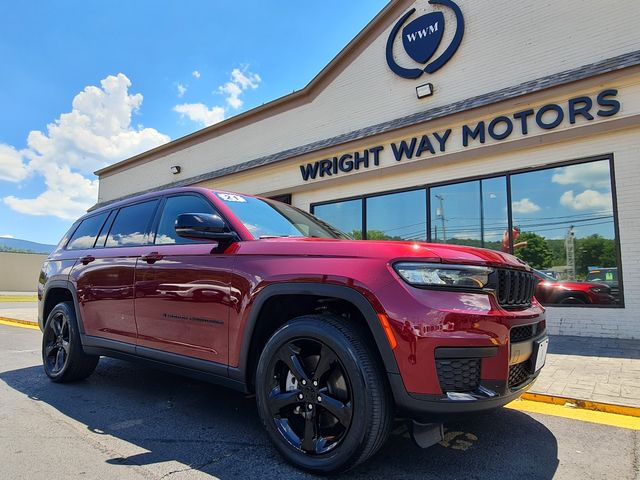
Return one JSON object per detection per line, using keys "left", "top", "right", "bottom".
{"left": 390, "top": 329, "right": 549, "bottom": 421}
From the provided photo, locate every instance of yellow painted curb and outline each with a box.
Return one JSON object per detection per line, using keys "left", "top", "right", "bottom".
{"left": 507, "top": 398, "right": 640, "bottom": 430}
{"left": 0, "top": 317, "right": 40, "bottom": 330}
{"left": 521, "top": 392, "right": 640, "bottom": 418}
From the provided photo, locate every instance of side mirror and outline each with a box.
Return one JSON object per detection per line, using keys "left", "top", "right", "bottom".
{"left": 175, "top": 213, "right": 238, "bottom": 242}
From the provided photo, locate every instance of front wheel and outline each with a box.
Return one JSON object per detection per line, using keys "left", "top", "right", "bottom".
{"left": 255, "top": 314, "right": 392, "bottom": 474}
{"left": 42, "top": 301, "right": 99, "bottom": 382}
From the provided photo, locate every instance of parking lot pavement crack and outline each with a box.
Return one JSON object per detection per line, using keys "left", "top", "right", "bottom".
{"left": 158, "top": 453, "right": 234, "bottom": 479}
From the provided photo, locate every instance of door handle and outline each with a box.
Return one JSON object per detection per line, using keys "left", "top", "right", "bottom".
{"left": 80, "top": 255, "right": 95, "bottom": 265}
{"left": 141, "top": 252, "right": 163, "bottom": 264}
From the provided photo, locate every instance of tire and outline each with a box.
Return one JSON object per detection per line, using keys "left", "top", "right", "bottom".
{"left": 255, "top": 314, "right": 393, "bottom": 474}
{"left": 42, "top": 301, "right": 99, "bottom": 382}
{"left": 558, "top": 296, "right": 587, "bottom": 304}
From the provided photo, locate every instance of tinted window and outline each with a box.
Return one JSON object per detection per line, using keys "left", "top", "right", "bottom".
{"left": 94, "top": 210, "right": 116, "bottom": 248}
{"left": 313, "top": 199, "right": 362, "bottom": 239}
{"left": 155, "top": 195, "right": 216, "bottom": 245}
{"left": 66, "top": 212, "right": 109, "bottom": 250}
{"left": 367, "top": 189, "right": 426, "bottom": 241}
{"left": 105, "top": 200, "right": 159, "bottom": 247}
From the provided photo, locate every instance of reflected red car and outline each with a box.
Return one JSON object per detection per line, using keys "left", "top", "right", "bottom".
{"left": 533, "top": 269, "right": 614, "bottom": 305}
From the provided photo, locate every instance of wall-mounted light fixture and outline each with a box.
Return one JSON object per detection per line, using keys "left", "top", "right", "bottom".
{"left": 170, "top": 165, "right": 181, "bottom": 174}
{"left": 416, "top": 83, "right": 433, "bottom": 99}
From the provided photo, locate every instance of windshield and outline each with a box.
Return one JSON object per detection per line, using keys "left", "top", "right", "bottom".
{"left": 215, "top": 193, "right": 350, "bottom": 240}
{"left": 533, "top": 269, "right": 557, "bottom": 282}
{"left": 586, "top": 269, "right": 617, "bottom": 282}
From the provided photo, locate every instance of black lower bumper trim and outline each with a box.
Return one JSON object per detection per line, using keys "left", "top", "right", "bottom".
{"left": 388, "top": 372, "right": 538, "bottom": 422}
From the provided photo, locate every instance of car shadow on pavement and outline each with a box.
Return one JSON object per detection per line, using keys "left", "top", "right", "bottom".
{"left": 0, "top": 358, "right": 559, "bottom": 479}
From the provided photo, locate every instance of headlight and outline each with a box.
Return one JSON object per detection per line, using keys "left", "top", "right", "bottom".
{"left": 394, "top": 262, "right": 493, "bottom": 288}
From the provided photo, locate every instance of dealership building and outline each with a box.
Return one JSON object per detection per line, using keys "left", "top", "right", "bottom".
{"left": 95, "top": 0, "right": 640, "bottom": 339}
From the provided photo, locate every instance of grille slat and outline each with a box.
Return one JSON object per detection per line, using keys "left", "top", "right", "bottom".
{"left": 435, "top": 358, "right": 480, "bottom": 393}
{"left": 508, "top": 361, "right": 531, "bottom": 388}
{"left": 494, "top": 269, "right": 536, "bottom": 309}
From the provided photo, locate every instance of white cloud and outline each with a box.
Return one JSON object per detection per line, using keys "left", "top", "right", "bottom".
{"left": 2, "top": 73, "right": 170, "bottom": 220}
{"left": 559, "top": 189, "right": 612, "bottom": 211}
{"left": 175, "top": 66, "right": 262, "bottom": 127}
{"left": 512, "top": 198, "right": 541, "bottom": 214}
{"left": 552, "top": 162, "right": 610, "bottom": 189}
{"left": 219, "top": 68, "right": 261, "bottom": 109}
{"left": 174, "top": 103, "right": 225, "bottom": 127}
{"left": 0, "top": 234, "right": 15, "bottom": 238}
{"left": 192, "top": 70, "right": 201, "bottom": 79}
{"left": 219, "top": 81, "right": 244, "bottom": 109}
{"left": 177, "top": 83, "right": 187, "bottom": 97}
{"left": 0, "top": 144, "right": 28, "bottom": 182}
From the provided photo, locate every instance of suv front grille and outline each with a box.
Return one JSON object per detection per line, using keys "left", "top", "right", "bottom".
{"left": 494, "top": 268, "right": 536, "bottom": 309}
{"left": 435, "top": 358, "right": 480, "bottom": 393}
{"left": 508, "top": 361, "right": 531, "bottom": 388}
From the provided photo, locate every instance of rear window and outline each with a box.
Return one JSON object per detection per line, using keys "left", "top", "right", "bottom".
{"left": 105, "top": 200, "right": 159, "bottom": 247}
{"left": 66, "top": 212, "right": 110, "bottom": 250}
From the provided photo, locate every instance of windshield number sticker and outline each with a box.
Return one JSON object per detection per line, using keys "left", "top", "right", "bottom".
{"left": 218, "top": 193, "right": 247, "bottom": 203}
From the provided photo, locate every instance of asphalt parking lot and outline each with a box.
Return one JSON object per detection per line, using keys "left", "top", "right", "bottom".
{"left": 1, "top": 324, "right": 638, "bottom": 480}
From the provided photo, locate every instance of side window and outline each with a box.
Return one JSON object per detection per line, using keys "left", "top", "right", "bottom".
{"left": 105, "top": 200, "right": 159, "bottom": 247}
{"left": 94, "top": 210, "right": 116, "bottom": 248}
{"left": 155, "top": 195, "right": 216, "bottom": 245}
{"left": 66, "top": 212, "right": 110, "bottom": 250}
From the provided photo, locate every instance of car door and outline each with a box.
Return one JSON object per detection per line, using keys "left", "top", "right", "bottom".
{"left": 134, "top": 193, "right": 233, "bottom": 364}
{"left": 71, "top": 199, "right": 160, "bottom": 345}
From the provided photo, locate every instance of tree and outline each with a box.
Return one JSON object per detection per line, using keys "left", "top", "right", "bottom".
{"left": 575, "top": 234, "right": 616, "bottom": 276}
{"left": 513, "top": 231, "right": 553, "bottom": 269}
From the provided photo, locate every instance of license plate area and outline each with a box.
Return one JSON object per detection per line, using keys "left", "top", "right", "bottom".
{"left": 533, "top": 337, "right": 549, "bottom": 372}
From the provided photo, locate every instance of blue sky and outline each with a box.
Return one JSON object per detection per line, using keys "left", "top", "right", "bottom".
{"left": 0, "top": 1, "right": 387, "bottom": 245}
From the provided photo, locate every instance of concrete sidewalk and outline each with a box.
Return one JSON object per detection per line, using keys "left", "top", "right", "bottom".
{"left": 1, "top": 298, "right": 639, "bottom": 409}
{"left": 530, "top": 335, "right": 640, "bottom": 408}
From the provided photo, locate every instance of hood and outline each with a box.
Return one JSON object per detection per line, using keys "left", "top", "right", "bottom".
{"left": 231, "top": 237, "right": 531, "bottom": 270}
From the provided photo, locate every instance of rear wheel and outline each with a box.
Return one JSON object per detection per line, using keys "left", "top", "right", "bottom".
{"left": 42, "top": 301, "right": 99, "bottom": 382}
{"left": 255, "top": 314, "right": 392, "bottom": 474}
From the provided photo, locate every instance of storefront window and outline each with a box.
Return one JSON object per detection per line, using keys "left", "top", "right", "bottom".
{"left": 366, "top": 189, "right": 426, "bottom": 241}
{"left": 510, "top": 159, "right": 620, "bottom": 305}
{"left": 313, "top": 199, "right": 362, "bottom": 239}
{"left": 430, "top": 177, "right": 507, "bottom": 249}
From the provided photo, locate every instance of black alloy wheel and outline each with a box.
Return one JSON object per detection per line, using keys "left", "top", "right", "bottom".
{"left": 42, "top": 301, "right": 99, "bottom": 382}
{"left": 267, "top": 338, "right": 353, "bottom": 455}
{"left": 256, "top": 314, "right": 392, "bottom": 474}
{"left": 43, "top": 310, "right": 70, "bottom": 375}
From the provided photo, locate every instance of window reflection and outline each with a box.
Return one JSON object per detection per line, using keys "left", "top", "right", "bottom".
{"left": 313, "top": 199, "right": 362, "bottom": 239}
{"left": 105, "top": 200, "right": 158, "bottom": 247}
{"left": 430, "top": 177, "right": 507, "bottom": 249}
{"left": 511, "top": 160, "right": 619, "bottom": 304}
{"left": 366, "top": 189, "right": 426, "bottom": 240}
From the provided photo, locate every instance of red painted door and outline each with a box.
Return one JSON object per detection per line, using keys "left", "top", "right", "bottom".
{"left": 133, "top": 194, "right": 233, "bottom": 364}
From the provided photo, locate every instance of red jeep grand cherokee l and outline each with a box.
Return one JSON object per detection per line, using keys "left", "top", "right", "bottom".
{"left": 38, "top": 187, "right": 548, "bottom": 474}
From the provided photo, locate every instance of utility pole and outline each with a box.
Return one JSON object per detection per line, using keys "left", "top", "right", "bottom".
{"left": 435, "top": 194, "right": 446, "bottom": 242}
{"left": 565, "top": 225, "right": 575, "bottom": 280}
